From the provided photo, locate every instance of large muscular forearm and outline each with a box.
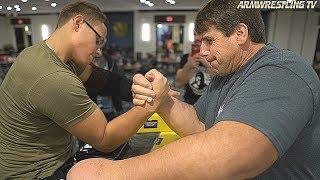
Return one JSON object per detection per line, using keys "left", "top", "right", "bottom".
{"left": 116, "top": 122, "right": 277, "bottom": 179}
{"left": 69, "top": 121, "right": 277, "bottom": 179}
{"left": 157, "top": 96, "right": 204, "bottom": 137}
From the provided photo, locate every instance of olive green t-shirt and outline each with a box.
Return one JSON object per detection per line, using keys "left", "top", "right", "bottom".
{"left": 0, "top": 41, "right": 97, "bottom": 179}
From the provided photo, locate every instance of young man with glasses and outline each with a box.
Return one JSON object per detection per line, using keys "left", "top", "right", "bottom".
{"left": 0, "top": 1, "right": 151, "bottom": 179}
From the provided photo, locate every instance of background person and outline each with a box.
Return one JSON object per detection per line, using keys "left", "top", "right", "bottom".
{"left": 175, "top": 34, "right": 214, "bottom": 104}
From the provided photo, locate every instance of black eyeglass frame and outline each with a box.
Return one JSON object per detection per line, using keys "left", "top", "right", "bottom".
{"left": 83, "top": 20, "right": 106, "bottom": 49}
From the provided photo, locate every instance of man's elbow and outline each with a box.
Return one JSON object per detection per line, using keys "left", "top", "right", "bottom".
{"left": 67, "top": 159, "right": 98, "bottom": 180}
{"left": 67, "top": 158, "right": 115, "bottom": 180}
{"left": 93, "top": 141, "right": 120, "bottom": 153}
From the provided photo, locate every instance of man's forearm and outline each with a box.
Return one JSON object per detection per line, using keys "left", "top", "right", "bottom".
{"left": 68, "top": 121, "right": 277, "bottom": 180}
{"left": 120, "top": 131, "right": 213, "bottom": 179}
{"left": 157, "top": 96, "right": 204, "bottom": 137}
{"left": 99, "top": 106, "right": 153, "bottom": 152}
{"left": 175, "top": 66, "right": 195, "bottom": 87}
{"left": 115, "top": 122, "right": 277, "bottom": 180}
{"left": 69, "top": 131, "right": 214, "bottom": 179}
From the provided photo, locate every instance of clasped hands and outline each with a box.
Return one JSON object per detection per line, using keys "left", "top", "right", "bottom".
{"left": 131, "top": 69, "right": 179, "bottom": 112}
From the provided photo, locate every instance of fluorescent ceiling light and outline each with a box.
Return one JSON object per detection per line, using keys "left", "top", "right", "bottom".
{"left": 51, "top": 2, "right": 57, "bottom": 7}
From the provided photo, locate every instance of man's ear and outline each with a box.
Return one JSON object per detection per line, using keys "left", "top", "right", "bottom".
{"left": 72, "top": 15, "right": 84, "bottom": 31}
{"left": 234, "top": 23, "right": 249, "bottom": 45}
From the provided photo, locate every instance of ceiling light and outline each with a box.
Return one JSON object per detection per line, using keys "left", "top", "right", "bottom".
{"left": 22, "top": 0, "right": 28, "bottom": 2}
{"left": 45, "top": 0, "right": 50, "bottom": 1}
{"left": 7, "top": 6, "right": 12, "bottom": 11}
{"left": 170, "top": 1, "right": 176, "bottom": 5}
{"left": 32, "top": 6, "right": 37, "bottom": 11}
{"left": 148, "top": 3, "right": 154, "bottom": 7}
{"left": 140, "top": 0, "right": 146, "bottom": 3}
{"left": 51, "top": 2, "right": 57, "bottom": 7}
{"left": 16, "top": 8, "right": 21, "bottom": 12}
{"left": 14, "top": 5, "right": 20, "bottom": 9}
{"left": 145, "top": 1, "right": 151, "bottom": 5}
{"left": 0, "top": 6, "right": 2, "bottom": 10}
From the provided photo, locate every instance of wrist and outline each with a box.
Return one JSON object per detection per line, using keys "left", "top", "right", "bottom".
{"left": 158, "top": 95, "right": 174, "bottom": 115}
{"left": 132, "top": 105, "right": 155, "bottom": 118}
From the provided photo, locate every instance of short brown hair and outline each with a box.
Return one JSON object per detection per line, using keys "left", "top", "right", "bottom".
{"left": 195, "top": 0, "right": 266, "bottom": 43}
{"left": 57, "top": 1, "right": 108, "bottom": 28}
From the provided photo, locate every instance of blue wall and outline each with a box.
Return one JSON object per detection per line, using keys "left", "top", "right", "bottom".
{"left": 105, "top": 12, "right": 134, "bottom": 48}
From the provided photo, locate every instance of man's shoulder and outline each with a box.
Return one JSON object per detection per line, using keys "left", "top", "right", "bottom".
{"left": 250, "top": 44, "right": 318, "bottom": 85}
{"left": 261, "top": 44, "right": 308, "bottom": 65}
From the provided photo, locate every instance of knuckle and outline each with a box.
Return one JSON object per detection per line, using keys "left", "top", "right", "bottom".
{"left": 133, "top": 74, "right": 142, "bottom": 82}
{"left": 133, "top": 99, "right": 137, "bottom": 104}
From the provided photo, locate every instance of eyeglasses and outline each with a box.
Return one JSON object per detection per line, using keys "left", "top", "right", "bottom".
{"left": 83, "top": 20, "right": 106, "bottom": 49}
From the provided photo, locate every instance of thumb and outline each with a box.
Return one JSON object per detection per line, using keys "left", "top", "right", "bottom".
{"left": 168, "top": 89, "right": 180, "bottom": 97}
{"left": 145, "top": 72, "right": 155, "bottom": 82}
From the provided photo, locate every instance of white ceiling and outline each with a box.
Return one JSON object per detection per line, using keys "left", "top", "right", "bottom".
{"left": 0, "top": 0, "right": 208, "bottom": 15}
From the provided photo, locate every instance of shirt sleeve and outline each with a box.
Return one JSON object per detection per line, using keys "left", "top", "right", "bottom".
{"left": 28, "top": 71, "right": 97, "bottom": 128}
{"left": 216, "top": 66, "right": 314, "bottom": 156}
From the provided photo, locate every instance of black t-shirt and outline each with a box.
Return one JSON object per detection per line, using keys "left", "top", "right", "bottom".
{"left": 179, "top": 53, "right": 211, "bottom": 105}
